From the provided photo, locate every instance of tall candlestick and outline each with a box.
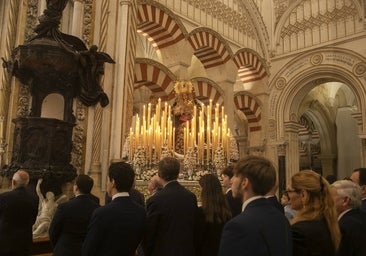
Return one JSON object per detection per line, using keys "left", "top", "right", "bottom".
{"left": 0, "top": 116, "right": 3, "bottom": 139}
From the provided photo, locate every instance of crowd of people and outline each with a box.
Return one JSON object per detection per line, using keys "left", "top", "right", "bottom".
{"left": 0, "top": 156, "right": 366, "bottom": 256}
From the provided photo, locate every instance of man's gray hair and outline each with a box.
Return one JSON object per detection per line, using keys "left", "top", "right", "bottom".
{"left": 332, "top": 179, "right": 362, "bottom": 209}
{"left": 12, "top": 170, "right": 30, "bottom": 187}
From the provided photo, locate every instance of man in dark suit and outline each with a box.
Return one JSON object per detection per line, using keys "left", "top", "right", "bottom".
{"left": 0, "top": 170, "right": 39, "bottom": 256}
{"left": 143, "top": 157, "right": 198, "bottom": 256}
{"left": 218, "top": 156, "right": 292, "bottom": 256}
{"left": 265, "top": 183, "right": 284, "bottom": 214}
{"left": 221, "top": 165, "right": 242, "bottom": 217}
{"left": 49, "top": 174, "right": 100, "bottom": 256}
{"left": 331, "top": 179, "right": 366, "bottom": 256}
{"left": 82, "top": 162, "right": 146, "bottom": 256}
{"left": 350, "top": 167, "right": 366, "bottom": 213}
{"left": 104, "top": 182, "right": 145, "bottom": 207}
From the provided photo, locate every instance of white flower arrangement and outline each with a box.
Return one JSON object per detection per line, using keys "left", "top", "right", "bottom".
{"left": 139, "top": 168, "right": 158, "bottom": 181}
{"left": 121, "top": 136, "right": 130, "bottom": 160}
{"left": 192, "top": 170, "right": 210, "bottom": 181}
{"left": 133, "top": 146, "right": 146, "bottom": 174}
{"left": 229, "top": 136, "right": 239, "bottom": 161}
{"left": 213, "top": 145, "right": 227, "bottom": 176}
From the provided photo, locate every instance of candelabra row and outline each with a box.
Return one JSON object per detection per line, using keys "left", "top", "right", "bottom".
{"left": 122, "top": 97, "right": 239, "bottom": 180}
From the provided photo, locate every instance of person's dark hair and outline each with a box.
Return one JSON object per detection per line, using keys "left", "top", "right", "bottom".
{"left": 234, "top": 155, "right": 276, "bottom": 196}
{"left": 199, "top": 174, "right": 231, "bottom": 223}
{"left": 158, "top": 157, "right": 180, "bottom": 181}
{"left": 325, "top": 174, "right": 337, "bottom": 185}
{"left": 221, "top": 165, "right": 234, "bottom": 178}
{"left": 353, "top": 168, "right": 366, "bottom": 186}
{"left": 75, "top": 174, "right": 94, "bottom": 194}
{"left": 108, "top": 162, "right": 135, "bottom": 192}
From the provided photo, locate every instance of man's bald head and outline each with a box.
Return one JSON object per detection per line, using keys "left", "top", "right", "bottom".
{"left": 12, "top": 170, "right": 30, "bottom": 189}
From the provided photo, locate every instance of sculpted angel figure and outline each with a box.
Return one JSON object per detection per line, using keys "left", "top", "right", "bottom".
{"left": 32, "top": 178, "right": 67, "bottom": 238}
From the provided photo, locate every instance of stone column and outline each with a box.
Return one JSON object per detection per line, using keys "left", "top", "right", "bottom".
{"left": 362, "top": 138, "right": 366, "bottom": 169}
{"left": 219, "top": 80, "right": 235, "bottom": 131}
{"left": 109, "top": 0, "right": 137, "bottom": 160}
{"left": 88, "top": 0, "right": 108, "bottom": 188}
{"left": 353, "top": 111, "right": 366, "bottom": 168}
{"left": 318, "top": 154, "right": 336, "bottom": 178}
{"left": 284, "top": 121, "right": 302, "bottom": 179}
{"left": 235, "top": 135, "right": 248, "bottom": 159}
{"left": 0, "top": 0, "right": 21, "bottom": 166}
{"left": 71, "top": 0, "right": 84, "bottom": 36}
{"left": 277, "top": 142, "right": 287, "bottom": 192}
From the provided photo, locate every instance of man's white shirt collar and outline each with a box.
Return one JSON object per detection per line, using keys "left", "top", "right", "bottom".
{"left": 242, "top": 195, "right": 264, "bottom": 212}
{"left": 112, "top": 192, "right": 129, "bottom": 200}
{"left": 338, "top": 208, "right": 352, "bottom": 221}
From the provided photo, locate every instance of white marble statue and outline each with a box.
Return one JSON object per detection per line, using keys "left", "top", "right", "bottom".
{"left": 32, "top": 178, "right": 67, "bottom": 238}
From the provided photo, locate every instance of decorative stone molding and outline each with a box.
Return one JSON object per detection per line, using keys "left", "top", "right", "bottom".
{"left": 276, "top": 142, "right": 287, "bottom": 156}
{"left": 268, "top": 119, "right": 277, "bottom": 140}
{"left": 274, "top": 0, "right": 289, "bottom": 24}
{"left": 275, "top": 0, "right": 363, "bottom": 55}
{"left": 310, "top": 54, "right": 323, "bottom": 66}
{"left": 280, "top": 3, "right": 358, "bottom": 39}
{"left": 275, "top": 77, "right": 286, "bottom": 90}
{"left": 353, "top": 62, "right": 366, "bottom": 77}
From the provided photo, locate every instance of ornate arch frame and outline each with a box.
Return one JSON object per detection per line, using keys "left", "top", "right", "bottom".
{"left": 269, "top": 47, "right": 366, "bottom": 176}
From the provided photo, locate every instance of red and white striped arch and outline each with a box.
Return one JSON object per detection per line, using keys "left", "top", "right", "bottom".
{"left": 137, "top": 4, "right": 185, "bottom": 49}
{"left": 234, "top": 94, "right": 261, "bottom": 132}
{"left": 188, "top": 30, "right": 232, "bottom": 69}
{"left": 193, "top": 80, "right": 224, "bottom": 107}
{"left": 134, "top": 60, "right": 175, "bottom": 99}
{"left": 233, "top": 49, "right": 268, "bottom": 84}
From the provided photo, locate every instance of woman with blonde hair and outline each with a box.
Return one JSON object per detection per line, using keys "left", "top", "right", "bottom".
{"left": 197, "top": 174, "right": 232, "bottom": 256}
{"left": 287, "top": 170, "right": 341, "bottom": 256}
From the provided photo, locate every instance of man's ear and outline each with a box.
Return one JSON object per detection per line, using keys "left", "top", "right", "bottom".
{"left": 110, "top": 178, "right": 116, "bottom": 188}
{"left": 342, "top": 196, "right": 351, "bottom": 207}
{"left": 241, "top": 177, "right": 249, "bottom": 190}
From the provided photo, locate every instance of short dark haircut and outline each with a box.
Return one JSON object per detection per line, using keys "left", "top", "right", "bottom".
{"left": 158, "top": 157, "right": 180, "bottom": 181}
{"left": 234, "top": 155, "right": 276, "bottom": 196}
{"left": 108, "top": 162, "right": 135, "bottom": 192}
{"left": 76, "top": 174, "right": 94, "bottom": 194}
{"left": 353, "top": 168, "right": 366, "bottom": 186}
{"left": 221, "top": 165, "right": 234, "bottom": 178}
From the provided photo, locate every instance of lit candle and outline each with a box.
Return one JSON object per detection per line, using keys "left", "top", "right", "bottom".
{"left": 129, "top": 128, "right": 133, "bottom": 160}
{"left": 147, "top": 103, "right": 151, "bottom": 128}
{"left": 156, "top": 98, "right": 161, "bottom": 122}
{"left": 173, "top": 127, "right": 175, "bottom": 152}
{"left": 0, "top": 116, "right": 3, "bottom": 139}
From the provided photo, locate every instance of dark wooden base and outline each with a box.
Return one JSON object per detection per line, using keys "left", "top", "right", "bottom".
{"left": 31, "top": 237, "right": 53, "bottom": 256}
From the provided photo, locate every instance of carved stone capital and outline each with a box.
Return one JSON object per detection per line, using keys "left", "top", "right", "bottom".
{"left": 276, "top": 142, "right": 287, "bottom": 156}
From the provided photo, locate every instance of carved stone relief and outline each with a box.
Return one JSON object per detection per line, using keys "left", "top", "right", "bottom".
{"left": 17, "top": 0, "right": 39, "bottom": 118}
{"left": 277, "top": 142, "right": 287, "bottom": 156}
{"left": 268, "top": 118, "right": 277, "bottom": 140}
{"left": 354, "top": 62, "right": 366, "bottom": 77}
{"left": 275, "top": 77, "right": 287, "bottom": 90}
{"left": 276, "top": 0, "right": 363, "bottom": 55}
{"left": 310, "top": 53, "right": 323, "bottom": 66}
